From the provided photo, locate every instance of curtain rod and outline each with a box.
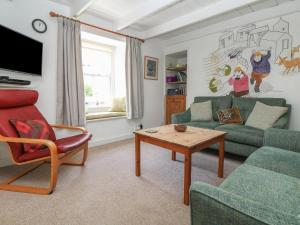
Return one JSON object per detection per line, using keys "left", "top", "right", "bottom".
{"left": 49, "top": 11, "right": 145, "bottom": 43}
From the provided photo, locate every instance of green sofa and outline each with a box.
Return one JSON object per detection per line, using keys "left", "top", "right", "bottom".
{"left": 171, "top": 96, "right": 291, "bottom": 157}
{"left": 190, "top": 128, "right": 300, "bottom": 225}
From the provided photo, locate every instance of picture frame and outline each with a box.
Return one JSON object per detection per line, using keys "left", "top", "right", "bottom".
{"left": 144, "top": 56, "right": 158, "bottom": 80}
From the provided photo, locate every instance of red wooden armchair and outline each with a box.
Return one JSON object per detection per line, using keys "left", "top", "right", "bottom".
{"left": 0, "top": 90, "right": 92, "bottom": 194}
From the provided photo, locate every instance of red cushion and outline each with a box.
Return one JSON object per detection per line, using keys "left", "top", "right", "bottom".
{"left": 55, "top": 132, "right": 92, "bottom": 153}
{"left": 0, "top": 90, "right": 38, "bottom": 109}
{"left": 17, "top": 132, "right": 92, "bottom": 162}
{"left": 10, "top": 119, "right": 51, "bottom": 153}
{"left": 0, "top": 105, "right": 56, "bottom": 162}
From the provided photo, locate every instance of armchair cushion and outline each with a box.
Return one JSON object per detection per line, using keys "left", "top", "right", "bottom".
{"left": 18, "top": 131, "right": 92, "bottom": 162}
{"left": 10, "top": 119, "right": 51, "bottom": 153}
{"left": 0, "top": 105, "right": 56, "bottom": 162}
{"left": 0, "top": 89, "right": 38, "bottom": 109}
{"left": 55, "top": 131, "right": 92, "bottom": 153}
{"left": 220, "top": 164, "right": 300, "bottom": 217}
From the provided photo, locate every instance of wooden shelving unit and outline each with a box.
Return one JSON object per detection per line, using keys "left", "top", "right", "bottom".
{"left": 166, "top": 66, "right": 187, "bottom": 72}
{"left": 166, "top": 81, "right": 187, "bottom": 85}
{"left": 164, "top": 50, "right": 188, "bottom": 124}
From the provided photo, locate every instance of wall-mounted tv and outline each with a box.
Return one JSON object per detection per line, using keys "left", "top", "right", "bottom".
{"left": 0, "top": 24, "right": 43, "bottom": 76}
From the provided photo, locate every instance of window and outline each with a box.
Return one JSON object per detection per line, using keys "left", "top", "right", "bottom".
{"left": 81, "top": 32, "right": 126, "bottom": 119}
{"left": 282, "top": 39, "right": 289, "bottom": 49}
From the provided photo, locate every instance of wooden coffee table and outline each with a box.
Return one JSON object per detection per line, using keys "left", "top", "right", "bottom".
{"left": 134, "top": 125, "right": 226, "bottom": 205}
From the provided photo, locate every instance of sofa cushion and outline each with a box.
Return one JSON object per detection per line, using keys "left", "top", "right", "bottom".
{"left": 245, "top": 102, "right": 288, "bottom": 130}
{"left": 194, "top": 96, "right": 232, "bottom": 121}
{"left": 217, "top": 107, "right": 243, "bottom": 124}
{"left": 183, "top": 121, "right": 220, "bottom": 130}
{"left": 220, "top": 164, "right": 300, "bottom": 217}
{"left": 215, "top": 124, "right": 264, "bottom": 147}
{"left": 190, "top": 100, "right": 213, "bottom": 122}
{"left": 245, "top": 146, "right": 300, "bottom": 179}
{"left": 232, "top": 97, "right": 286, "bottom": 122}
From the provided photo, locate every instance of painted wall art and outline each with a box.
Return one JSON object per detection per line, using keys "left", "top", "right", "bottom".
{"left": 205, "top": 17, "right": 300, "bottom": 97}
{"left": 144, "top": 56, "right": 158, "bottom": 80}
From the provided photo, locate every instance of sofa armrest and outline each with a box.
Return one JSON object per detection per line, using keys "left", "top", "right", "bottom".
{"left": 264, "top": 128, "right": 300, "bottom": 153}
{"left": 171, "top": 108, "right": 191, "bottom": 124}
{"left": 190, "top": 182, "right": 297, "bottom": 225}
{"left": 273, "top": 104, "right": 291, "bottom": 129}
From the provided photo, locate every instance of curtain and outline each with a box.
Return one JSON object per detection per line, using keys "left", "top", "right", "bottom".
{"left": 56, "top": 17, "right": 85, "bottom": 126}
{"left": 125, "top": 37, "right": 144, "bottom": 119}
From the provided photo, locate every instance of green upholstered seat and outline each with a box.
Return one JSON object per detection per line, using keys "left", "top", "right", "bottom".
{"left": 183, "top": 121, "right": 220, "bottom": 130}
{"left": 190, "top": 129, "right": 300, "bottom": 225}
{"left": 220, "top": 164, "right": 300, "bottom": 217}
{"left": 245, "top": 146, "right": 300, "bottom": 179}
{"left": 215, "top": 124, "right": 264, "bottom": 147}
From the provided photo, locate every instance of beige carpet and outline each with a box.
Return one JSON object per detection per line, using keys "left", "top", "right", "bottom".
{"left": 0, "top": 139, "right": 244, "bottom": 225}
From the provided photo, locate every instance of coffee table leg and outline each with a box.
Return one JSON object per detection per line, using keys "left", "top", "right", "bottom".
{"left": 135, "top": 135, "right": 141, "bottom": 177}
{"left": 218, "top": 136, "right": 225, "bottom": 178}
{"left": 184, "top": 152, "right": 191, "bottom": 205}
{"left": 172, "top": 151, "right": 176, "bottom": 161}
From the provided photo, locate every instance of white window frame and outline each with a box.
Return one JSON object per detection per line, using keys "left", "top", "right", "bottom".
{"left": 82, "top": 41, "right": 116, "bottom": 114}
{"left": 282, "top": 39, "right": 289, "bottom": 50}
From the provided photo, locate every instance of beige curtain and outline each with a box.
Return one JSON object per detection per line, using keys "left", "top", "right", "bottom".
{"left": 56, "top": 17, "right": 85, "bottom": 126}
{"left": 125, "top": 37, "right": 143, "bottom": 119}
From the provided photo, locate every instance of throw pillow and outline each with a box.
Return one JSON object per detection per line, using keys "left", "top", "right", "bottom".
{"left": 245, "top": 101, "right": 288, "bottom": 130}
{"left": 217, "top": 107, "right": 243, "bottom": 124}
{"left": 190, "top": 100, "right": 213, "bottom": 122}
{"left": 109, "top": 97, "right": 126, "bottom": 112}
{"left": 10, "top": 119, "right": 50, "bottom": 153}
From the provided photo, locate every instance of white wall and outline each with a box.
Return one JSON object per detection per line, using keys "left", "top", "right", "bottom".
{"left": 0, "top": 0, "right": 165, "bottom": 166}
{"left": 142, "top": 38, "right": 165, "bottom": 128}
{"left": 0, "top": 0, "right": 70, "bottom": 122}
{"left": 163, "top": 1, "right": 300, "bottom": 131}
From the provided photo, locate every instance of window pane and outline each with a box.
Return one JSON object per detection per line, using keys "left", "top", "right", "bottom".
{"left": 84, "top": 75, "right": 111, "bottom": 109}
{"left": 82, "top": 46, "right": 112, "bottom": 111}
{"left": 82, "top": 47, "right": 111, "bottom": 75}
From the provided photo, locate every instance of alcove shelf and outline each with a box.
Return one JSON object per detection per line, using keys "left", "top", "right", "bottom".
{"left": 164, "top": 50, "right": 187, "bottom": 124}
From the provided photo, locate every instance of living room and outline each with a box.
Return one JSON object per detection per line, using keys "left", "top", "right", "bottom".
{"left": 0, "top": 0, "right": 299, "bottom": 225}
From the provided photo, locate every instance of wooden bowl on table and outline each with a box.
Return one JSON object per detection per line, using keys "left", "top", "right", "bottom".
{"left": 174, "top": 124, "right": 187, "bottom": 132}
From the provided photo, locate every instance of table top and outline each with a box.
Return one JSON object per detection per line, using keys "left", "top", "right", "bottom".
{"left": 134, "top": 125, "right": 226, "bottom": 148}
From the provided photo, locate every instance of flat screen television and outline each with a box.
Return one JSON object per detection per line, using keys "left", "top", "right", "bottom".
{"left": 0, "top": 24, "right": 43, "bottom": 76}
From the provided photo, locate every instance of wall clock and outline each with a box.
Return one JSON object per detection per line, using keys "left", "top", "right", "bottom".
{"left": 32, "top": 19, "right": 47, "bottom": 33}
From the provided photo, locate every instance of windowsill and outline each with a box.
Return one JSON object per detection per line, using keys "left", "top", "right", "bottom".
{"left": 86, "top": 112, "right": 127, "bottom": 122}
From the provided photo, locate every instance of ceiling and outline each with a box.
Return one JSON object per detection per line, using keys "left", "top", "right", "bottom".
{"left": 50, "top": 0, "right": 296, "bottom": 39}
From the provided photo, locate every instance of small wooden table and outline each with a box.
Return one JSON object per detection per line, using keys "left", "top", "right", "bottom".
{"left": 134, "top": 125, "right": 226, "bottom": 205}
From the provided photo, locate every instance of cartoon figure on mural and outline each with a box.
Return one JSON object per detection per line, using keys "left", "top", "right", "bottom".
{"left": 204, "top": 17, "right": 299, "bottom": 96}
{"left": 228, "top": 67, "right": 249, "bottom": 97}
{"left": 250, "top": 48, "right": 271, "bottom": 92}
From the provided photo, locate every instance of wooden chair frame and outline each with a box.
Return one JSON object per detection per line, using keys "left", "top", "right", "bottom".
{"left": 0, "top": 124, "right": 89, "bottom": 195}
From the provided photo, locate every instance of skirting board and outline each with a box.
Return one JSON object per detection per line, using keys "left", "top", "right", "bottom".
{"left": 0, "top": 133, "right": 134, "bottom": 167}
{"left": 89, "top": 133, "right": 134, "bottom": 148}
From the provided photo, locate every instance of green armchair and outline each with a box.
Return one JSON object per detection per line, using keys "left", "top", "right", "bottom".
{"left": 190, "top": 128, "right": 300, "bottom": 225}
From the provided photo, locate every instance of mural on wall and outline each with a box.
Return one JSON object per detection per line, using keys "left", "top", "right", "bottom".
{"left": 205, "top": 17, "right": 300, "bottom": 96}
